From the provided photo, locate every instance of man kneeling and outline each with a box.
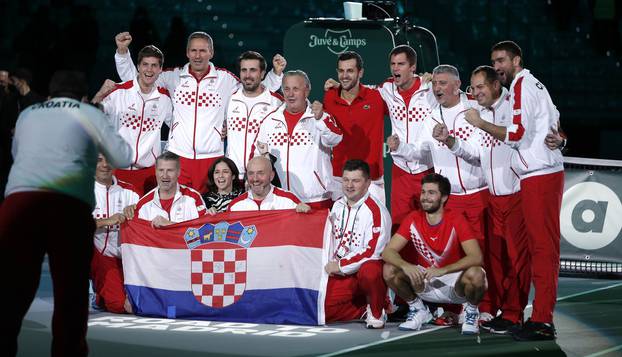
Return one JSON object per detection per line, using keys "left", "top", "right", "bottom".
{"left": 325, "top": 160, "right": 391, "bottom": 328}
{"left": 382, "top": 173, "right": 487, "bottom": 334}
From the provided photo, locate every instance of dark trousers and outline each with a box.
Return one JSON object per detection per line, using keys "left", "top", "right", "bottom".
{"left": 0, "top": 191, "right": 95, "bottom": 357}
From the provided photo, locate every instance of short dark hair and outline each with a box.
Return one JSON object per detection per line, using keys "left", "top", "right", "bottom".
{"left": 156, "top": 151, "right": 180, "bottom": 169}
{"left": 471, "top": 65, "right": 499, "bottom": 85}
{"left": 237, "top": 51, "right": 267, "bottom": 72}
{"left": 187, "top": 31, "right": 213, "bottom": 51}
{"left": 343, "top": 159, "right": 370, "bottom": 179}
{"left": 337, "top": 51, "right": 363, "bottom": 70}
{"left": 48, "top": 70, "right": 88, "bottom": 100}
{"left": 207, "top": 157, "right": 243, "bottom": 193}
{"left": 491, "top": 40, "right": 523, "bottom": 67}
{"left": 137, "top": 45, "right": 164, "bottom": 67}
{"left": 389, "top": 45, "right": 417, "bottom": 66}
{"left": 421, "top": 173, "right": 450, "bottom": 198}
{"left": 10, "top": 68, "right": 33, "bottom": 85}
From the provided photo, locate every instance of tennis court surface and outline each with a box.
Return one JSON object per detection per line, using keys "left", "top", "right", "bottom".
{"left": 18, "top": 263, "right": 622, "bottom": 356}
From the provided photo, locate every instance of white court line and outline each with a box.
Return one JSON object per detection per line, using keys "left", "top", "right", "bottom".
{"left": 320, "top": 281, "right": 622, "bottom": 357}
{"left": 524, "top": 281, "right": 622, "bottom": 310}
{"left": 555, "top": 282, "right": 622, "bottom": 302}
{"left": 584, "top": 344, "right": 622, "bottom": 357}
{"left": 316, "top": 326, "right": 448, "bottom": 357}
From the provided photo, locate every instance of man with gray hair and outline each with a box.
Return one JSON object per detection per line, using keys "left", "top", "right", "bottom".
{"left": 387, "top": 64, "right": 491, "bottom": 330}
{"left": 251, "top": 70, "right": 343, "bottom": 209}
{"left": 112, "top": 31, "right": 287, "bottom": 193}
{"left": 124, "top": 151, "right": 207, "bottom": 228}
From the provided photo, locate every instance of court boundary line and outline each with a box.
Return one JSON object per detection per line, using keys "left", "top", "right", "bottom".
{"left": 555, "top": 282, "right": 622, "bottom": 302}
{"left": 320, "top": 281, "right": 622, "bottom": 357}
{"left": 316, "top": 326, "right": 448, "bottom": 357}
{"left": 584, "top": 344, "right": 622, "bottom": 357}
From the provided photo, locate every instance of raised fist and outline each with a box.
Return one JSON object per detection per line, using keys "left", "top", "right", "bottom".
{"left": 115, "top": 32, "right": 132, "bottom": 54}
{"left": 311, "top": 100, "right": 324, "bottom": 120}
{"left": 272, "top": 54, "right": 287, "bottom": 76}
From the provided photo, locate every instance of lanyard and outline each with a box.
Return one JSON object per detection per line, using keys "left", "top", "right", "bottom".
{"left": 333, "top": 203, "right": 363, "bottom": 259}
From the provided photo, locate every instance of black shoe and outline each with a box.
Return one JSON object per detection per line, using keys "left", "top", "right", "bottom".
{"left": 387, "top": 304, "right": 409, "bottom": 322}
{"left": 481, "top": 316, "right": 520, "bottom": 335}
{"left": 511, "top": 319, "right": 556, "bottom": 341}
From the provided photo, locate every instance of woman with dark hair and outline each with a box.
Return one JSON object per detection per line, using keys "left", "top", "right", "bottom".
{"left": 203, "top": 157, "right": 244, "bottom": 213}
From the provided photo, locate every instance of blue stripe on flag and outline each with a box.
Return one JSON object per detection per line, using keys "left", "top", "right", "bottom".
{"left": 125, "top": 285, "right": 320, "bottom": 325}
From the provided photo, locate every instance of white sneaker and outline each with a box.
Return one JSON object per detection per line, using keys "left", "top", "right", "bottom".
{"left": 364, "top": 305, "right": 386, "bottom": 329}
{"left": 461, "top": 305, "right": 480, "bottom": 335}
{"left": 398, "top": 304, "right": 432, "bottom": 331}
{"left": 479, "top": 311, "right": 494, "bottom": 324}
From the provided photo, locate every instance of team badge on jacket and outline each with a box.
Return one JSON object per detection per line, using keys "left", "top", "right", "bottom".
{"left": 184, "top": 222, "right": 257, "bottom": 308}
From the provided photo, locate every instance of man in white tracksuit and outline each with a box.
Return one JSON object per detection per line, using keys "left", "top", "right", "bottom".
{"left": 251, "top": 70, "right": 343, "bottom": 209}
{"left": 95, "top": 45, "right": 173, "bottom": 195}
{"left": 91, "top": 154, "right": 139, "bottom": 314}
{"left": 225, "top": 51, "right": 283, "bottom": 179}
{"left": 466, "top": 41, "right": 564, "bottom": 341}
{"left": 125, "top": 151, "right": 207, "bottom": 227}
{"left": 432, "top": 65, "right": 530, "bottom": 335}
{"left": 227, "top": 156, "right": 308, "bottom": 212}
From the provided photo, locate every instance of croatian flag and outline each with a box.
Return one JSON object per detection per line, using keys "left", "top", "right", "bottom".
{"left": 121, "top": 210, "right": 330, "bottom": 325}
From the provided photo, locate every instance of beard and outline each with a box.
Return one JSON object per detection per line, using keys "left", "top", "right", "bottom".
{"left": 421, "top": 200, "right": 442, "bottom": 214}
{"left": 243, "top": 81, "right": 261, "bottom": 92}
{"left": 339, "top": 78, "right": 358, "bottom": 91}
{"left": 499, "top": 69, "right": 515, "bottom": 87}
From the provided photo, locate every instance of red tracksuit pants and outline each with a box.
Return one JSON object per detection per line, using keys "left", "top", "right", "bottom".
{"left": 390, "top": 165, "right": 434, "bottom": 231}
{"left": 445, "top": 189, "right": 489, "bottom": 238}
{"left": 443, "top": 189, "right": 490, "bottom": 315}
{"left": 178, "top": 156, "right": 223, "bottom": 194}
{"left": 91, "top": 249, "right": 127, "bottom": 313}
{"left": 0, "top": 192, "right": 95, "bottom": 357}
{"left": 521, "top": 171, "right": 564, "bottom": 323}
{"left": 485, "top": 192, "right": 531, "bottom": 323}
{"left": 325, "top": 260, "right": 387, "bottom": 322}
{"left": 114, "top": 166, "right": 156, "bottom": 196}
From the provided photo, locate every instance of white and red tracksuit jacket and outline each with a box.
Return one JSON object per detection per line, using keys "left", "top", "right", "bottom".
{"left": 329, "top": 192, "right": 391, "bottom": 275}
{"left": 394, "top": 93, "right": 488, "bottom": 195}
{"left": 252, "top": 104, "right": 343, "bottom": 203}
{"left": 377, "top": 77, "right": 436, "bottom": 174}
{"left": 115, "top": 51, "right": 282, "bottom": 160}
{"left": 136, "top": 184, "right": 207, "bottom": 222}
{"left": 227, "top": 185, "right": 301, "bottom": 211}
{"left": 449, "top": 87, "right": 521, "bottom": 196}
{"left": 92, "top": 177, "right": 140, "bottom": 258}
{"left": 504, "top": 69, "right": 564, "bottom": 178}
{"left": 101, "top": 79, "right": 173, "bottom": 169}
{"left": 225, "top": 88, "right": 283, "bottom": 176}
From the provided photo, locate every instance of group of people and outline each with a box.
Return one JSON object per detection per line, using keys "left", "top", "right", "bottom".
{"left": 0, "top": 27, "right": 566, "bottom": 356}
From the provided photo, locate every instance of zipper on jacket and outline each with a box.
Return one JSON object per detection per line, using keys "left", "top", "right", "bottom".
{"left": 101, "top": 187, "right": 111, "bottom": 254}
{"left": 314, "top": 171, "right": 327, "bottom": 191}
{"left": 133, "top": 97, "right": 147, "bottom": 166}
{"left": 192, "top": 81, "right": 201, "bottom": 159}
{"left": 489, "top": 108, "right": 497, "bottom": 196}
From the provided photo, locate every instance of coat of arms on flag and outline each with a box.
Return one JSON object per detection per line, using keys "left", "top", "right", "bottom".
{"left": 184, "top": 221, "right": 257, "bottom": 308}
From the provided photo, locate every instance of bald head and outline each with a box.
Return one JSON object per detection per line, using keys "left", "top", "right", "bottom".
{"left": 246, "top": 156, "right": 275, "bottom": 200}
{"left": 247, "top": 156, "right": 272, "bottom": 173}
